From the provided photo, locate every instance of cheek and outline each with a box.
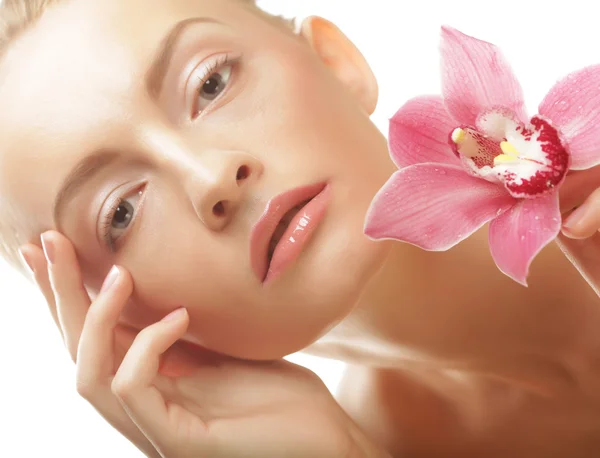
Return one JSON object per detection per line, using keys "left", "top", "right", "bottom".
{"left": 263, "top": 48, "right": 392, "bottom": 177}
{"left": 119, "top": 200, "right": 249, "bottom": 329}
{"left": 269, "top": 58, "right": 394, "bottom": 231}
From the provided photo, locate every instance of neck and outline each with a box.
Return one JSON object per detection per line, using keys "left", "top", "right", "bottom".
{"left": 308, "top": 229, "right": 596, "bottom": 397}
{"left": 306, "top": 241, "right": 430, "bottom": 366}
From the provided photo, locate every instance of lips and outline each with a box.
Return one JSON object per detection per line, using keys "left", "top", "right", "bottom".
{"left": 250, "top": 182, "right": 330, "bottom": 283}
{"left": 266, "top": 200, "right": 310, "bottom": 260}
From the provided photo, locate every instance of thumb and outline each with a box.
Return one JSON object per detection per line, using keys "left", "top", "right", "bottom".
{"left": 559, "top": 166, "right": 600, "bottom": 213}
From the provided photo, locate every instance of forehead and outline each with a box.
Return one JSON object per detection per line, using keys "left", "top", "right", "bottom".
{"left": 0, "top": 0, "right": 253, "bottom": 134}
{"left": 0, "top": 0, "right": 262, "bottom": 234}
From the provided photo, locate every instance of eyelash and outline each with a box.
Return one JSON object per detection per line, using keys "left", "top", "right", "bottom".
{"left": 100, "top": 185, "right": 145, "bottom": 252}
{"left": 192, "top": 53, "right": 238, "bottom": 117}
{"left": 101, "top": 198, "right": 121, "bottom": 252}
{"left": 196, "top": 54, "right": 230, "bottom": 87}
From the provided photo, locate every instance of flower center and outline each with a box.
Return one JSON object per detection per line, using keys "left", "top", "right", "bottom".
{"left": 494, "top": 140, "right": 545, "bottom": 166}
{"left": 449, "top": 114, "right": 570, "bottom": 199}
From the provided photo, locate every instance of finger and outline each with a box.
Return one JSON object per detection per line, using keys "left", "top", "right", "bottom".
{"left": 561, "top": 186, "right": 600, "bottom": 239}
{"left": 560, "top": 166, "right": 600, "bottom": 213}
{"left": 112, "top": 308, "right": 193, "bottom": 443}
{"left": 556, "top": 233, "right": 600, "bottom": 296}
{"left": 18, "top": 244, "right": 64, "bottom": 340}
{"left": 41, "top": 231, "right": 93, "bottom": 361}
{"left": 76, "top": 265, "right": 133, "bottom": 400}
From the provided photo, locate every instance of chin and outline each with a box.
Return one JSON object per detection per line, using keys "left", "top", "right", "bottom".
{"left": 182, "top": 237, "right": 389, "bottom": 361}
{"left": 307, "top": 194, "right": 390, "bottom": 295}
{"left": 263, "top": 235, "right": 391, "bottom": 360}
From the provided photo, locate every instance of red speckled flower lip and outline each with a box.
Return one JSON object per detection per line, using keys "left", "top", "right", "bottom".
{"left": 449, "top": 111, "right": 570, "bottom": 199}
{"left": 250, "top": 182, "right": 329, "bottom": 283}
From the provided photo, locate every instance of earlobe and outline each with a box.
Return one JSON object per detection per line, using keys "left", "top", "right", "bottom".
{"left": 300, "top": 16, "right": 378, "bottom": 115}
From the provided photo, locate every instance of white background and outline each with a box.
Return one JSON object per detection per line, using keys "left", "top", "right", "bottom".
{"left": 1, "top": 0, "right": 598, "bottom": 456}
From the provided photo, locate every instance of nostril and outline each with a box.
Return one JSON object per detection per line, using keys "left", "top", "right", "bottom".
{"left": 236, "top": 165, "right": 250, "bottom": 183}
{"left": 213, "top": 201, "right": 226, "bottom": 217}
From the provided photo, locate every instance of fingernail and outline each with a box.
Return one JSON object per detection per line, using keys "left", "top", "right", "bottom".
{"left": 563, "top": 204, "right": 588, "bottom": 232}
{"left": 101, "top": 265, "right": 120, "bottom": 293}
{"left": 162, "top": 307, "right": 186, "bottom": 322}
{"left": 40, "top": 233, "right": 55, "bottom": 265}
{"left": 18, "top": 248, "right": 35, "bottom": 275}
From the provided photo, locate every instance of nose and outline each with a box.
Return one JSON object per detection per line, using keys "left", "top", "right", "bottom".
{"left": 191, "top": 151, "right": 262, "bottom": 231}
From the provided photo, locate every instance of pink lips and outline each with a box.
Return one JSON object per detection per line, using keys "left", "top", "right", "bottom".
{"left": 250, "top": 182, "right": 330, "bottom": 283}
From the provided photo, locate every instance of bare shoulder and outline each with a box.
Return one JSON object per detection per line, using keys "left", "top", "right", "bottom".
{"left": 336, "top": 364, "right": 600, "bottom": 458}
{"left": 335, "top": 365, "right": 470, "bottom": 458}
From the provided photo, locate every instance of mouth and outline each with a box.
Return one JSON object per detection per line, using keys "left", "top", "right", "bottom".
{"left": 266, "top": 200, "right": 311, "bottom": 262}
{"left": 250, "top": 182, "right": 330, "bottom": 284}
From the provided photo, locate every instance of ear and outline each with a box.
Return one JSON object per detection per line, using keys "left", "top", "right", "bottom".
{"left": 300, "top": 16, "right": 378, "bottom": 115}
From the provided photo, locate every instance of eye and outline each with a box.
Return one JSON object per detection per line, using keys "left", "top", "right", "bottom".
{"left": 195, "top": 62, "right": 233, "bottom": 114}
{"left": 102, "top": 187, "right": 144, "bottom": 251}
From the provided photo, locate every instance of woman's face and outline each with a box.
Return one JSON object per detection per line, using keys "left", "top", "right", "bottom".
{"left": 0, "top": 0, "right": 393, "bottom": 359}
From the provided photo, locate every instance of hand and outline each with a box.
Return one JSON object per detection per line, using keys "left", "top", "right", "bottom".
{"left": 557, "top": 166, "right": 600, "bottom": 295}
{"left": 19, "top": 231, "right": 388, "bottom": 458}
{"left": 20, "top": 234, "right": 161, "bottom": 457}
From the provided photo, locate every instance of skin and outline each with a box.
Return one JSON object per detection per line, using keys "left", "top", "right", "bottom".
{"left": 2, "top": 0, "right": 600, "bottom": 456}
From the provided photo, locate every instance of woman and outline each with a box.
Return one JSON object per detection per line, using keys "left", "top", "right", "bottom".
{"left": 3, "top": 0, "right": 600, "bottom": 456}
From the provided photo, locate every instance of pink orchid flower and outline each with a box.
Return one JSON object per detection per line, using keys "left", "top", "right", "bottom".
{"left": 364, "top": 26, "right": 600, "bottom": 285}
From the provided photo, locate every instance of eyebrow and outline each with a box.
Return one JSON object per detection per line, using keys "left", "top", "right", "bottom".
{"left": 146, "top": 16, "right": 222, "bottom": 99}
{"left": 53, "top": 150, "right": 121, "bottom": 226}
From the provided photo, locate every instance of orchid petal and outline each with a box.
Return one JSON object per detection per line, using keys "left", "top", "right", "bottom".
{"left": 364, "top": 163, "right": 516, "bottom": 250}
{"left": 488, "top": 192, "right": 561, "bottom": 286}
{"left": 389, "top": 96, "right": 460, "bottom": 168}
{"left": 440, "top": 26, "right": 527, "bottom": 127}
{"left": 538, "top": 64, "right": 600, "bottom": 170}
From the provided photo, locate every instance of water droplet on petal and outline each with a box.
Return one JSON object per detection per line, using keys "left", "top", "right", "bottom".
{"left": 520, "top": 235, "right": 526, "bottom": 241}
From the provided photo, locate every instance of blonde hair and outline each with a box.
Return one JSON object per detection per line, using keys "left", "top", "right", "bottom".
{"left": 0, "top": 1, "right": 56, "bottom": 49}
{"left": 0, "top": 0, "right": 295, "bottom": 275}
